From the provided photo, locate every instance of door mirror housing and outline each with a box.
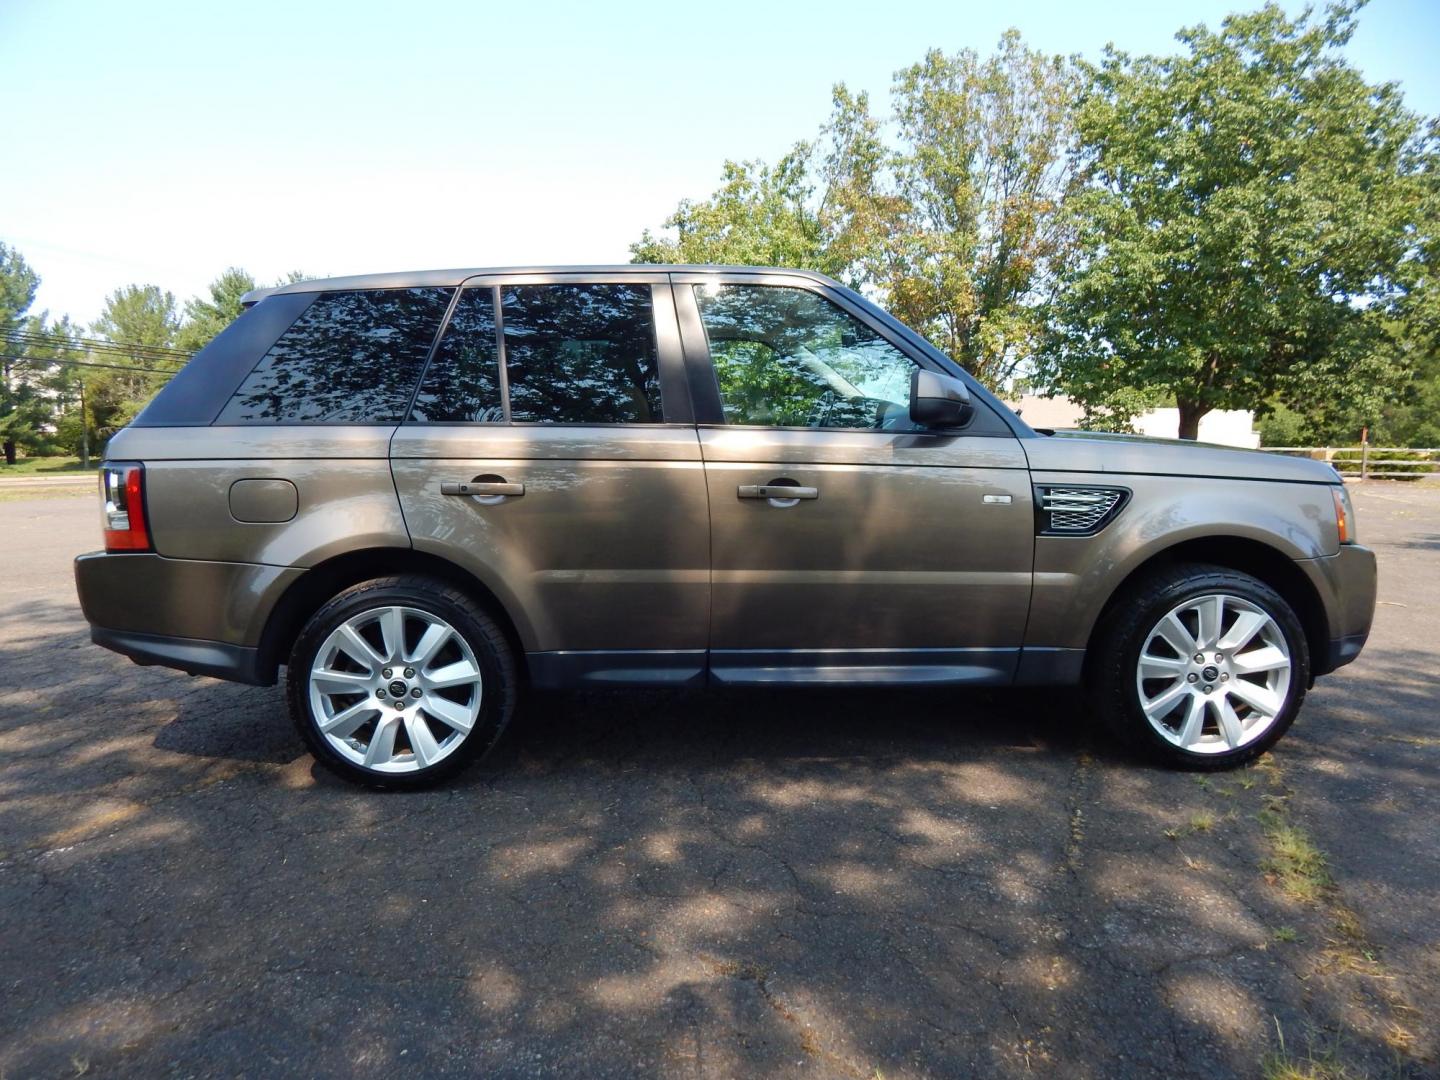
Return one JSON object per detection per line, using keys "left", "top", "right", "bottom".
{"left": 909, "top": 369, "right": 974, "bottom": 429}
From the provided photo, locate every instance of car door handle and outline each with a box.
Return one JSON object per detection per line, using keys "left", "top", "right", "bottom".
{"left": 737, "top": 484, "right": 819, "bottom": 500}
{"left": 441, "top": 480, "right": 525, "bottom": 497}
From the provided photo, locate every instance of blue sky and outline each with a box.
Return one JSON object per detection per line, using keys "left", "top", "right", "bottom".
{"left": 3, "top": 0, "right": 1438, "bottom": 327}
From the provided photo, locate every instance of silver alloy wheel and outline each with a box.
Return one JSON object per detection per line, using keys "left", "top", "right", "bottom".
{"left": 307, "top": 605, "right": 483, "bottom": 774}
{"left": 1135, "top": 593, "right": 1292, "bottom": 755}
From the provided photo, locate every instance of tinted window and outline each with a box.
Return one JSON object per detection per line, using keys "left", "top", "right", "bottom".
{"left": 411, "top": 287, "right": 503, "bottom": 422}
{"left": 693, "top": 284, "right": 921, "bottom": 431}
{"left": 502, "top": 284, "right": 662, "bottom": 424}
{"left": 216, "top": 288, "right": 452, "bottom": 424}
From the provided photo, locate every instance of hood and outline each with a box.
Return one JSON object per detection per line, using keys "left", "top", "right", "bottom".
{"left": 1022, "top": 429, "right": 1340, "bottom": 485}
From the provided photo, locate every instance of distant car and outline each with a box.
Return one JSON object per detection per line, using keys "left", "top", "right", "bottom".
{"left": 74, "top": 266, "right": 1375, "bottom": 787}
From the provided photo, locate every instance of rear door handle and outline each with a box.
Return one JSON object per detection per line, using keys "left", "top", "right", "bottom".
{"left": 737, "top": 484, "right": 819, "bottom": 500}
{"left": 441, "top": 480, "right": 525, "bottom": 497}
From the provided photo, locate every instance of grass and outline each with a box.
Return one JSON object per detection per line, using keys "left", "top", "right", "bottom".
{"left": 0, "top": 455, "right": 90, "bottom": 476}
{"left": 1261, "top": 1022, "right": 1356, "bottom": 1080}
{"left": 1259, "top": 811, "right": 1330, "bottom": 904}
{"left": 1272, "top": 926, "right": 1299, "bottom": 943}
{"left": 1260, "top": 1048, "right": 1355, "bottom": 1080}
{"left": 1189, "top": 811, "right": 1216, "bottom": 833}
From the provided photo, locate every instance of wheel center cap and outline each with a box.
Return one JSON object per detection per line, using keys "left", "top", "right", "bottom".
{"left": 1201, "top": 665, "right": 1219, "bottom": 682}
{"left": 388, "top": 680, "right": 408, "bottom": 698}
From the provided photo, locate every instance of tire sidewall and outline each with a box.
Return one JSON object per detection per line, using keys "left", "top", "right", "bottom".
{"left": 286, "top": 579, "right": 514, "bottom": 788}
{"left": 1100, "top": 570, "right": 1310, "bottom": 769}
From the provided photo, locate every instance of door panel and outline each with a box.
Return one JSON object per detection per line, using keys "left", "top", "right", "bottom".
{"left": 675, "top": 275, "right": 1036, "bottom": 682}
{"left": 702, "top": 429, "right": 1034, "bottom": 663}
{"left": 391, "top": 426, "right": 709, "bottom": 654}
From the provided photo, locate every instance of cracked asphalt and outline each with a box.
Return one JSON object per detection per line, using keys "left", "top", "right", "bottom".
{"left": 1, "top": 485, "right": 1437, "bottom": 1078}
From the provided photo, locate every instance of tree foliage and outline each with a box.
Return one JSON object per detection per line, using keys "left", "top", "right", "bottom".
{"left": 822, "top": 33, "right": 1081, "bottom": 388}
{"left": 0, "top": 243, "right": 45, "bottom": 464}
{"left": 631, "top": 33, "right": 1080, "bottom": 391}
{"left": 0, "top": 251, "right": 282, "bottom": 462}
{"left": 176, "top": 267, "right": 257, "bottom": 353}
{"left": 629, "top": 147, "right": 833, "bottom": 272}
{"left": 86, "top": 284, "right": 181, "bottom": 442}
{"left": 1036, "top": 2, "right": 1435, "bottom": 438}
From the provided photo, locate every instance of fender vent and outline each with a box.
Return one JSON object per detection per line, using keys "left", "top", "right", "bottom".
{"left": 1035, "top": 486, "right": 1129, "bottom": 536}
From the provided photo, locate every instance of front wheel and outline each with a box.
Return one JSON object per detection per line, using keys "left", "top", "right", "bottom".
{"left": 1089, "top": 564, "right": 1309, "bottom": 769}
{"left": 286, "top": 576, "right": 517, "bottom": 788}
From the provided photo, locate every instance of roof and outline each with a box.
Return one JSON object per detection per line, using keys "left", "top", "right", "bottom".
{"left": 240, "top": 265, "right": 843, "bottom": 306}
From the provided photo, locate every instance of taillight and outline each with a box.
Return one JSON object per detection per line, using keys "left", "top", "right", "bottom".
{"left": 100, "top": 462, "right": 151, "bottom": 552}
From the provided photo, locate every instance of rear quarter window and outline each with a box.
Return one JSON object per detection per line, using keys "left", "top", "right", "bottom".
{"left": 215, "top": 288, "right": 453, "bottom": 424}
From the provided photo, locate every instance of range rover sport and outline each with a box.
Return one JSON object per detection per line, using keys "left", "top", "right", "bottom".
{"left": 74, "top": 266, "right": 1377, "bottom": 787}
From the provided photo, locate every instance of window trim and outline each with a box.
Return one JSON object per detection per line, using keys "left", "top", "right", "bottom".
{"left": 404, "top": 275, "right": 693, "bottom": 428}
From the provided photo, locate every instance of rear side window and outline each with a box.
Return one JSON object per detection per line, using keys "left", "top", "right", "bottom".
{"left": 502, "top": 284, "right": 661, "bottom": 424}
{"left": 215, "top": 288, "right": 452, "bottom": 424}
{"left": 411, "top": 288, "right": 503, "bottom": 422}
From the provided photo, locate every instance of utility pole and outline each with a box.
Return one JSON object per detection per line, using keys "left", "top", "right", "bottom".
{"left": 79, "top": 378, "right": 90, "bottom": 470}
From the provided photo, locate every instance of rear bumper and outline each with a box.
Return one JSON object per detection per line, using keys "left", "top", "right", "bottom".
{"left": 74, "top": 551, "right": 299, "bottom": 685}
{"left": 1298, "top": 544, "right": 1377, "bottom": 676}
{"left": 90, "top": 627, "right": 269, "bottom": 685}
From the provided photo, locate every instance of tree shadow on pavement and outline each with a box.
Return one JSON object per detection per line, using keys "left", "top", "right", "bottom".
{"left": 2, "top": 603, "right": 1435, "bottom": 1078}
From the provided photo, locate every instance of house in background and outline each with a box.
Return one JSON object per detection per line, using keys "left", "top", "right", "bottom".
{"left": 1004, "top": 396, "right": 1261, "bottom": 449}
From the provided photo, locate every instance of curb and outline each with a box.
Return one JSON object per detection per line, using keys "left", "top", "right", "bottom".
{"left": 0, "top": 474, "right": 95, "bottom": 488}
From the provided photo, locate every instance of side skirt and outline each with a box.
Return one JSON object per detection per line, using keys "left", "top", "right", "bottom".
{"left": 524, "top": 647, "right": 1088, "bottom": 690}
{"left": 708, "top": 648, "right": 1018, "bottom": 687}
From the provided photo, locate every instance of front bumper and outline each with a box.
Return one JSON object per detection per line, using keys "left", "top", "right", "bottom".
{"left": 74, "top": 551, "right": 301, "bottom": 685}
{"left": 1297, "top": 543, "right": 1377, "bottom": 675}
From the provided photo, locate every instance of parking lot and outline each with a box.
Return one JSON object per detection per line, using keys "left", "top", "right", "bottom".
{"left": 1, "top": 484, "right": 1436, "bottom": 1078}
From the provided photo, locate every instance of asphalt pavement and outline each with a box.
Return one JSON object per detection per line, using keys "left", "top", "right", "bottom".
{"left": 1, "top": 485, "right": 1436, "bottom": 1078}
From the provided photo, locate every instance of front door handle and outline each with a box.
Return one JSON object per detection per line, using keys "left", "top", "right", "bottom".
{"left": 441, "top": 480, "right": 525, "bottom": 497}
{"left": 737, "top": 484, "right": 819, "bottom": 500}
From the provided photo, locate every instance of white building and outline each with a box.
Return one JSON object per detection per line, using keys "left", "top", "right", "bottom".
{"left": 1004, "top": 396, "right": 1260, "bottom": 449}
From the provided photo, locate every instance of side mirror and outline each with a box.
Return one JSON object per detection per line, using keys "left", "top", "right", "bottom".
{"left": 909, "top": 369, "right": 974, "bottom": 428}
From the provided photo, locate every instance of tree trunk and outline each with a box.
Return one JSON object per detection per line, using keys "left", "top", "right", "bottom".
{"left": 3, "top": 440, "right": 15, "bottom": 466}
{"left": 1176, "top": 399, "right": 1209, "bottom": 441}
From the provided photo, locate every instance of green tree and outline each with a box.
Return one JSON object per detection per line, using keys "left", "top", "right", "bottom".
{"left": 1038, "top": 2, "right": 1434, "bottom": 439}
{"left": 176, "top": 267, "right": 257, "bottom": 353}
{"left": 629, "top": 147, "right": 832, "bottom": 271}
{"left": 20, "top": 315, "right": 90, "bottom": 461}
{"left": 88, "top": 284, "right": 182, "bottom": 440}
{"left": 0, "top": 242, "right": 44, "bottom": 465}
{"left": 822, "top": 32, "right": 1081, "bottom": 389}
{"left": 632, "top": 33, "right": 1080, "bottom": 392}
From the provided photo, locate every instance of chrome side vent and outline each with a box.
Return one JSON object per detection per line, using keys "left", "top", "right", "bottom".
{"left": 1035, "top": 486, "right": 1129, "bottom": 536}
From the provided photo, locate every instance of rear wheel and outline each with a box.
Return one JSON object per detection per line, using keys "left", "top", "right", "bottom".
{"left": 1089, "top": 564, "right": 1309, "bottom": 769}
{"left": 287, "top": 576, "right": 516, "bottom": 788}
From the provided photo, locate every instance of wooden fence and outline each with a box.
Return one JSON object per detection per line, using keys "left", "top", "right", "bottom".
{"left": 1263, "top": 444, "right": 1440, "bottom": 480}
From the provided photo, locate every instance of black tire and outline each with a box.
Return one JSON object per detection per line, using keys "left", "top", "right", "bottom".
{"left": 1087, "top": 563, "right": 1310, "bottom": 770}
{"left": 286, "top": 575, "right": 517, "bottom": 789}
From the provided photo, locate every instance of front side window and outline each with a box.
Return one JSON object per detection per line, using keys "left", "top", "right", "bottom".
{"left": 502, "top": 284, "right": 662, "bottom": 424}
{"left": 411, "top": 287, "right": 503, "bottom": 422}
{"left": 693, "top": 284, "right": 921, "bottom": 431}
{"left": 216, "top": 288, "right": 452, "bottom": 424}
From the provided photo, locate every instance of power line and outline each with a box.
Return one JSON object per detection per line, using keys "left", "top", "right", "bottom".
{"left": 4, "top": 326, "right": 193, "bottom": 354}
{"left": 1, "top": 329, "right": 193, "bottom": 364}
{"left": 0, "top": 353, "right": 185, "bottom": 377}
